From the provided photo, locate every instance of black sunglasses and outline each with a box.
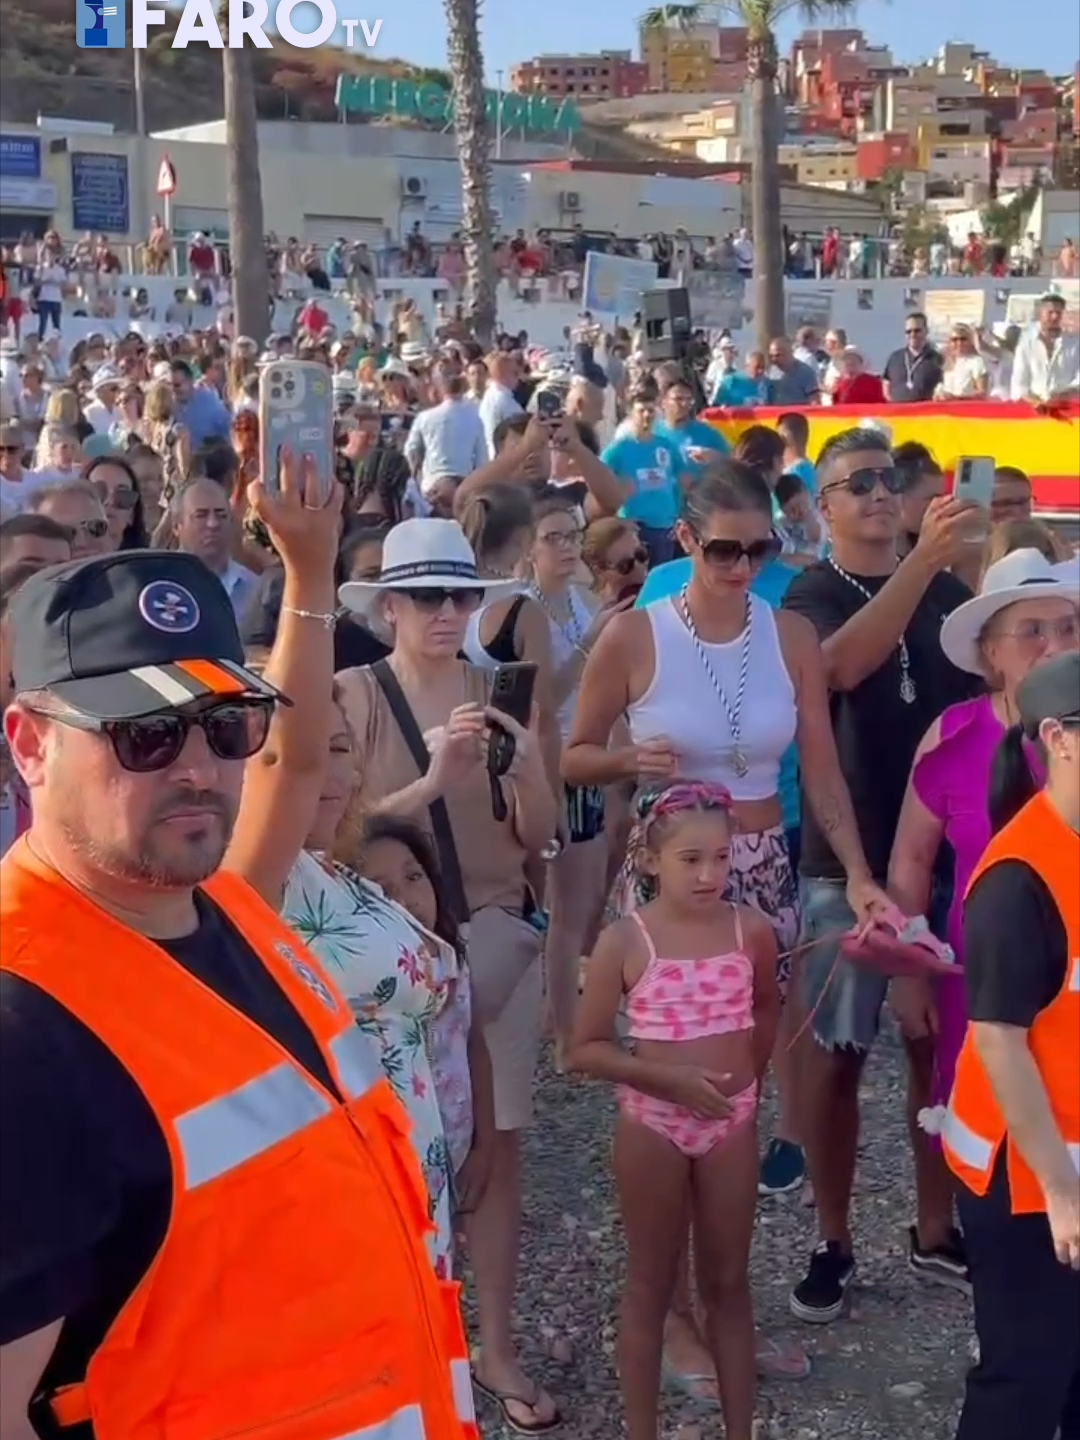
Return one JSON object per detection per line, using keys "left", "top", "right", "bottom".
{"left": 611, "top": 547, "right": 649, "bottom": 575}
{"left": 397, "top": 586, "right": 484, "bottom": 612}
{"left": 26, "top": 699, "right": 273, "bottom": 773}
{"left": 94, "top": 484, "right": 138, "bottom": 511}
{"left": 822, "top": 466, "right": 903, "bottom": 499}
{"left": 0, "top": 445, "right": 22, "bottom": 455}
{"left": 61, "top": 517, "right": 110, "bottom": 541}
{"left": 694, "top": 534, "right": 782, "bottom": 570}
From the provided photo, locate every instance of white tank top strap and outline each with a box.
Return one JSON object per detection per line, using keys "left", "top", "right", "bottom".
{"left": 732, "top": 902, "right": 744, "bottom": 951}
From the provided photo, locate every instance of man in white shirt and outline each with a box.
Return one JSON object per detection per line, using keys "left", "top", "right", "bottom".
{"left": 404, "top": 364, "right": 485, "bottom": 488}
{"left": 477, "top": 351, "right": 523, "bottom": 459}
{"left": 0, "top": 419, "right": 46, "bottom": 515}
{"left": 82, "top": 365, "right": 124, "bottom": 435}
{"left": 1010, "top": 291, "right": 1080, "bottom": 404}
{"left": 170, "top": 475, "right": 257, "bottom": 621}
{"left": 732, "top": 228, "right": 754, "bottom": 276}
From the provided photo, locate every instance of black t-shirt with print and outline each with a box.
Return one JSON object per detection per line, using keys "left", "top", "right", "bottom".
{"left": 0, "top": 891, "right": 337, "bottom": 1435}
{"left": 783, "top": 560, "right": 977, "bottom": 882}
{"left": 964, "top": 859, "right": 1069, "bottom": 1026}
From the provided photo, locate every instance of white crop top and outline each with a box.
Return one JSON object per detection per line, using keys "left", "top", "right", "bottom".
{"left": 627, "top": 593, "right": 797, "bottom": 801}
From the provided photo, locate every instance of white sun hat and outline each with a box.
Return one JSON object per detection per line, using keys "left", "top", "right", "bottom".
{"left": 940, "top": 548, "right": 1080, "bottom": 675}
{"left": 337, "top": 517, "right": 519, "bottom": 621}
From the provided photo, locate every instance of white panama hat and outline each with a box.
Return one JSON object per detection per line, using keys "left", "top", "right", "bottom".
{"left": 939, "top": 548, "right": 1080, "bottom": 676}
{"left": 337, "top": 517, "right": 519, "bottom": 622}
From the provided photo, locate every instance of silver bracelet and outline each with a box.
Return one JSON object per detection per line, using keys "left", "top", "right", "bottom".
{"left": 281, "top": 605, "right": 336, "bottom": 630}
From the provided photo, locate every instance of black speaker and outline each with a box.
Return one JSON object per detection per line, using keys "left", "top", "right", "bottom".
{"left": 641, "top": 286, "right": 692, "bottom": 362}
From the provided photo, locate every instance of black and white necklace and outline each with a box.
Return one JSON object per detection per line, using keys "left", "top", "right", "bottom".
{"left": 677, "top": 585, "right": 752, "bottom": 778}
{"left": 828, "top": 558, "right": 917, "bottom": 704}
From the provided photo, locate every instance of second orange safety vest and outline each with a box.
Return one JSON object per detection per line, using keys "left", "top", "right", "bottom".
{"left": 0, "top": 839, "right": 478, "bottom": 1440}
{"left": 941, "top": 791, "right": 1080, "bottom": 1214}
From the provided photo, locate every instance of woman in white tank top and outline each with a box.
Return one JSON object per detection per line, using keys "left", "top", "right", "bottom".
{"left": 564, "top": 459, "right": 888, "bottom": 1393}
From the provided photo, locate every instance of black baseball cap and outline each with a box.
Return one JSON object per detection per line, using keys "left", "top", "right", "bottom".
{"left": 9, "top": 549, "right": 288, "bottom": 721}
{"left": 1018, "top": 652, "right": 1080, "bottom": 736}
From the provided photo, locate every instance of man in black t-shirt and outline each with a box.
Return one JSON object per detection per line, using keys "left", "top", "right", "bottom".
{"left": 882, "top": 312, "right": 944, "bottom": 403}
{"left": 782, "top": 425, "right": 982, "bottom": 1326}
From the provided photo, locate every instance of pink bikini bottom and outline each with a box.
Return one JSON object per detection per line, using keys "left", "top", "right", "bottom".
{"left": 618, "top": 1081, "right": 759, "bottom": 1159}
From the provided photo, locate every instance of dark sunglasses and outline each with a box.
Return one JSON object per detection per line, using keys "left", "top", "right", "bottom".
{"left": 694, "top": 534, "right": 782, "bottom": 570}
{"left": 62, "top": 517, "right": 110, "bottom": 541}
{"left": 822, "top": 466, "right": 903, "bottom": 498}
{"left": 0, "top": 445, "right": 22, "bottom": 455}
{"left": 611, "top": 547, "right": 649, "bottom": 575}
{"left": 397, "top": 586, "right": 484, "bottom": 612}
{"left": 99, "top": 486, "right": 138, "bottom": 511}
{"left": 26, "top": 698, "right": 273, "bottom": 773}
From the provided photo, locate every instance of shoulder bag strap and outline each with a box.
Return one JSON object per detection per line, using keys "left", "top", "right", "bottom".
{"left": 370, "top": 660, "right": 470, "bottom": 926}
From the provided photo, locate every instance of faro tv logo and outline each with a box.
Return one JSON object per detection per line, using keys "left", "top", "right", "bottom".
{"left": 76, "top": 0, "right": 384, "bottom": 49}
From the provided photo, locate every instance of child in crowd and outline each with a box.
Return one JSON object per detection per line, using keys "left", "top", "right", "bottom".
{"left": 568, "top": 783, "right": 780, "bottom": 1440}
{"left": 358, "top": 815, "right": 496, "bottom": 1219}
{"left": 774, "top": 471, "right": 827, "bottom": 566}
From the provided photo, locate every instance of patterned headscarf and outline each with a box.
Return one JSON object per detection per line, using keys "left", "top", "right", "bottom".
{"left": 626, "top": 782, "right": 734, "bottom": 897}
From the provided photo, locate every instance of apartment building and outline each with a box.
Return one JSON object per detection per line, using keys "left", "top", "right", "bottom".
{"left": 509, "top": 51, "right": 649, "bottom": 101}
{"left": 638, "top": 20, "right": 749, "bottom": 93}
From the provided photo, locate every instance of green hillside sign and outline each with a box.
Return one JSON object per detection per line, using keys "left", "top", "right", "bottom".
{"left": 336, "top": 75, "right": 581, "bottom": 137}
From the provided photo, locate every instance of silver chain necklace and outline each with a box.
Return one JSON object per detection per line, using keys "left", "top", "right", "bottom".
{"left": 677, "top": 585, "right": 752, "bottom": 778}
{"left": 828, "top": 558, "right": 917, "bottom": 704}
{"left": 531, "top": 583, "right": 587, "bottom": 657}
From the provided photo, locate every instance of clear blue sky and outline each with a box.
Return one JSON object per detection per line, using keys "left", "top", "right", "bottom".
{"left": 339, "top": 1, "right": 1079, "bottom": 82}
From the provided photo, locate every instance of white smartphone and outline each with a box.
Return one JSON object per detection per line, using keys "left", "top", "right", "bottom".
{"left": 953, "top": 456, "right": 996, "bottom": 510}
{"left": 258, "top": 359, "right": 334, "bottom": 501}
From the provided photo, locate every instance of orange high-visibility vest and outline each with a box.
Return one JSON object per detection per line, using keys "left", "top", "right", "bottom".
{"left": 0, "top": 839, "right": 478, "bottom": 1440}
{"left": 941, "top": 791, "right": 1080, "bottom": 1214}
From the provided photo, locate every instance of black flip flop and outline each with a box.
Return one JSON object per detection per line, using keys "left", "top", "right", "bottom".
{"left": 471, "top": 1372, "right": 563, "bottom": 1435}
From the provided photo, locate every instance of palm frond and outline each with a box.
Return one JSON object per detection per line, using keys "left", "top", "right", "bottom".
{"left": 712, "top": 0, "right": 861, "bottom": 30}
{"left": 640, "top": 4, "right": 705, "bottom": 31}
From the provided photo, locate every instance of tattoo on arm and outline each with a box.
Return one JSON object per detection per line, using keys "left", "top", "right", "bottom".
{"left": 813, "top": 789, "right": 844, "bottom": 836}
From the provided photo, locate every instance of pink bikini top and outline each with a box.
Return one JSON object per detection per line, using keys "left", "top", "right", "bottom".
{"left": 624, "top": 909, "right": 754, "bottom": 1043}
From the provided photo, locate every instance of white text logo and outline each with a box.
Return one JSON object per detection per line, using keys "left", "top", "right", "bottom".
{"left": 131, "top": 0, "right": 384, "bottom": 49}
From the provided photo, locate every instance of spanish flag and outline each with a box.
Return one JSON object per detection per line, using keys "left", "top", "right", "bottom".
{"left": 705, "top": 400, "right": 1080, "bottom": 520}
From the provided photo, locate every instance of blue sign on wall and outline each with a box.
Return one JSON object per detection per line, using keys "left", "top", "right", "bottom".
{"left": 71, "top": 151, "right": 129, "bottom": 234}
{"left": 0, "top": 134, "right": 42, "bottom": 179}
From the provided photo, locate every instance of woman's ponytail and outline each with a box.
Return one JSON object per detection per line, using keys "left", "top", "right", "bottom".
{"left": 988, "top": 723, "right": 1038, "bottom": 834}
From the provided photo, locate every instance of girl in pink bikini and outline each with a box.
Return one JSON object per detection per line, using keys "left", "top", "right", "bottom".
{"left": 568, "top": 782, "right": 780, "bottom": 1440}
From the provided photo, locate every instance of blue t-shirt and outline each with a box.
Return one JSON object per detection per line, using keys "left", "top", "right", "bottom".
{"left": 654, "top": 417, "right": 730, "bottom": 483}
{"left": 635, "top": 557, "right": 801, "bottom": 832}
{"left": 712, "top": 372, "right": 771, "bottom": 408}
{"left": 601, "top": 433, "right": 682, "bottom": 530}
{"left": 786, "top": 456, "right": 817, "bottom": 496}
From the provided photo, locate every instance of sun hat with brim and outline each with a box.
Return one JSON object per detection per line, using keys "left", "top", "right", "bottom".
{"left": 338, "top": 517, "right": 518, "bottom": 622}
{"left": 9, "top": 550, "right": 288, "bottom": 722}
{"left": 1016, "top": 650, "right": 1080, "bottom": 734}
{"left": 90, "top": 364, "right": 122, "bottom": 393}
{"left": 940, "top": 548, "right": 1080, "bottom": 676}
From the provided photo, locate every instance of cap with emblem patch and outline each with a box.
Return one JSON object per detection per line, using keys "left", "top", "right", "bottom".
{"left": 9, "top": 549, "right": 290, "bottom": 721}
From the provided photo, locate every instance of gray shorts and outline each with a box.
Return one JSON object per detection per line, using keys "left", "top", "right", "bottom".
{"left": 799, "top": 877, "right": 887, "bottom": 1054}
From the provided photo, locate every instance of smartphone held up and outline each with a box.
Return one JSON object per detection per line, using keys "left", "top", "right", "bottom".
{"left": 258, "top": 360, "right": 335, "bottom": 503}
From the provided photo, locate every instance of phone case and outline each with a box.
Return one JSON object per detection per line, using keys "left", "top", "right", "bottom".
{"left": 490, "top": 663, "right": 537, "bottom": 728}
{"left": 258, "top": 360, "right": 334, "bottom": 499}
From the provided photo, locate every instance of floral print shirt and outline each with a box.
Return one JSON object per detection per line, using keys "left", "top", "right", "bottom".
{"left": 282, "top": 849, "right": 472, "bottom": 1276}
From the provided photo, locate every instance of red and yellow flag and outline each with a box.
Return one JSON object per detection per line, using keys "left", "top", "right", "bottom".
{"left": 704, "top": 400, "right": 1080, "bottom": 519}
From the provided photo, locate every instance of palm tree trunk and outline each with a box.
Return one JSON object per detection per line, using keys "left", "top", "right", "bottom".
{"left": 223, "top": 46, "right": 270, "bottom": 345}
{"left": 445, "top": 0, "right": 497, "bottom": 348}
{"left": 747, "top": 28, "right": 785, "bottom": 352}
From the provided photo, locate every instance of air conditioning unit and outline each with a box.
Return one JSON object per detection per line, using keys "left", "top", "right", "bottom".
{"left": 560, "top": 189, "right": 582, "bottom": 212}
{"left": 401, "top": 175, "right": 427, "bottom": 198}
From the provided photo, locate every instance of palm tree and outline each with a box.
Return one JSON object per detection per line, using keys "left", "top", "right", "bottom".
{"left": 444, "top": 0, "right": 497, "bottom": 347}
{"left": 222, "top": 44, "right": 270, "bottom": 345}
{"left": 640, "top": 0, "right": 859, "bottom": 349}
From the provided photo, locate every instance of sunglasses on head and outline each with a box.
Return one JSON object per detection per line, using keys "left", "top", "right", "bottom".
{"left": 397, "top": 586, "right": 484, "bottom": 612}
{"left": 694, "top": 533, "right": 782, "bottom": 570}
{"left": 611, "top": 546, "right": 649, "bottom": 575}
{"left": 823, "top": 466, "right": 903, "bottom": 498}
{"left": 26, "top": 698, "right": 274, "bottom": 773}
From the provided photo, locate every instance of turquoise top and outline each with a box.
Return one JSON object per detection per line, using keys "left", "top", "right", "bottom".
{"left": 635, "top": 557, "right": 801, "bottom": 832}
{"left": 712, "top": 372, "right": 771, "bottom": 407}
{"left": 654, "top": 417, "right": 730, "bottom": 483}
{"left": 601, "top": 432, "right": 683, "bottom": 529}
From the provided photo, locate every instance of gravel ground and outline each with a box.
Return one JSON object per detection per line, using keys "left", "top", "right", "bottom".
{"left": 465, "top": 1018, "right": 973, "bottom": 1439}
